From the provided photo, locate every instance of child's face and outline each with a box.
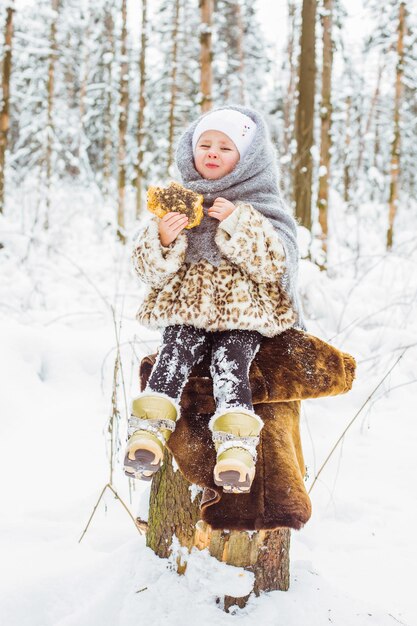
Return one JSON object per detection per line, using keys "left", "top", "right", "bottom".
{"left": 194, "top": 130, "right": 240, "bottom": 179}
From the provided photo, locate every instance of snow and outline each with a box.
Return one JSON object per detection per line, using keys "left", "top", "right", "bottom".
{"left": 189, "top": 483, "right": 203, "bottom": 503}
{"left": 1, "top": 182, "right": 416, "bottom": 626}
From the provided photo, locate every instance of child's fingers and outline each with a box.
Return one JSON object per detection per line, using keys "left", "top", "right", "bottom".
{"left": 162, "top": 211, "right": 187, "bottom": 219}
{"left": 168, "top": 221, "right": 188, "bottom": 235}
{"left": 213, "top": 198, "right": 231, "bottom": 208}
{"left": 161, "top": 211, "right": 177, "bottom": 221}
{"left": 163, "top": 212, "right": 188, "bottom": 227}
{"left": 162, "top": 211, "right": 183, "bottom": 221}
{"left": 173, "top": 219, "right": 188, "bottom": 232}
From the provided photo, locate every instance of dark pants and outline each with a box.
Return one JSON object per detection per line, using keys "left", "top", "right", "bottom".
{"left": 146, "top": 325, "right": 263, "bottom": 413}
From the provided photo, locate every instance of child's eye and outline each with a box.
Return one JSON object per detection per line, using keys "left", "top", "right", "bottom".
{"left": 221, "top": 148, "right": 231, "bottom": 151}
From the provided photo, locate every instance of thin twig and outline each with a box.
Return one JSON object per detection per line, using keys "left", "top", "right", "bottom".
{"left": 109, "top": 344, "right": 120, "bottom": 485}
{"left": 388, "top": 613, "right": 411, "bottom": 626}
{"left": 368, "top": 378, "right": 417, "bottom": 407}
{"left": 308, "top": 347, "right": 409, "bottom": 494}
{"left": 334, "top": 256, "right": 386, "bottom": 336}
{"left": 111, "top": 306, "right": 129, "bottom": 440}
{"left": 78, "top": 484, "right": 108, "bottom": 543}
{"left": 106, "top": 483, "right": 143, "bottom": 532}
{"left": 330, "top": 298, "right": 415, "bottom": 344}
{"left": 78, "top": 482, "right": 144, "bottom": 543}
{"left": 44, "top": 310, "right": 105, "bottom": 326}
{"left": 49, "top": 245, "right": 111, "bottom": 310}
{"left": 99, "top": 337, "right": 158, "bottom": 395}
{"left": 357, "top": 341, "right": 417, "bottom": 365}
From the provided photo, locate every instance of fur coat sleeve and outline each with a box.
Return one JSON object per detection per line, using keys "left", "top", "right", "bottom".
{"left": 215, "top": 203, "right": 287, "bottom": 284}
{"left": 132, "top": 219, "right": 188, "bottom": 289}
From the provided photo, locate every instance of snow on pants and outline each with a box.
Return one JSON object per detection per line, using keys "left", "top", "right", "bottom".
{"left": 145, "top": 324, "right": 263, "bottom": 413}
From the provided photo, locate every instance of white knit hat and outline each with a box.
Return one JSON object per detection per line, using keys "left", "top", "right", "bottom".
{"left": 192, "top": 109, "right": 257, "bottom": 160}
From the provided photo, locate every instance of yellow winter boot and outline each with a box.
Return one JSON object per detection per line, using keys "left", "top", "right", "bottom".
{"left": 210, "top": 408, "right": 263, "bottom": 494}
{"left": 124, "top": 393, "right": 179, "bottom": 481}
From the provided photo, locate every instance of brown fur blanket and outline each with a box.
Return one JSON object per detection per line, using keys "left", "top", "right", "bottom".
{"left": 139, "top": 329, "right": 356, "bottom": 531}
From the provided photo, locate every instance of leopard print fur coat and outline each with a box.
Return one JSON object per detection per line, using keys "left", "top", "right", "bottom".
{"left": 132, "top": 202, "right": 297, "bottom": 338}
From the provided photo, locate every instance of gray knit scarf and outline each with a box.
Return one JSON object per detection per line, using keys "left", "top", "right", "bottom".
{"left": 175, "top": 104, "right": 306, "bottom": 330}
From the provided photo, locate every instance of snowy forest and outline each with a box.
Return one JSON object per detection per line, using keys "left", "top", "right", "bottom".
{"left": 1, "top": 0, "right": 416, "bottom": 625}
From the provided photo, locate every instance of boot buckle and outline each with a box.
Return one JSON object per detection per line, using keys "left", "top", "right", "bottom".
{"left": 128, "top": 415, "right": 176, "bottom": 444}
{"left": 212, "top": 432, "right": 260, "bottom": 462}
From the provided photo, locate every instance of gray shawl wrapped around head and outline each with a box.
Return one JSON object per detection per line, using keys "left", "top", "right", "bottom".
{"left": 175, "top": 104, "right": 306, "bottom": 331}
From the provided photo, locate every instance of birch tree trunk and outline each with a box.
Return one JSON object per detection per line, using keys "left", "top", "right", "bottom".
{"left": 135, "top": 0, "right": 148, "bottom": 219}
{"left": 294, "top": 0, "right": 317, "bottom": 232}
{"left": 357, "top": 59, "right": 383, "bottom": 173}
{"left": 200, "top": 0, "right": 213, "bottom": 113}
{"left": 283, "top": 0, "right": 297, "bottom": 157}
{"left": 167, "top": 0, "right": 180, "bottom": 173}
{"left": 45, "top": 0, "right": 59, "bottom": 230}
{"left": 0, "top": 3, "right": 14, "bottom": 214}
{"left": 117, "top": 0, "right": 129, "bottom": 243}
{"left": 77, "top": 2, "right": 90, "bottom": 177}
{"left": 103, "top": 6, "right": 114, "bottom": 197}
{"left": 317, "top": 0, "right": 333, "bottom": 264}
{"left": 233, "top": 0, "right": 245, "bottom": 104}
{"left": 387, "top": 2, "right": 405, "bottom": 250}
{"left": 146, "top": 447, "right": 290, "bottom": 612}
{"left": 343, "top": 94, "right": 351, "bottom": 204}
{"left": 372, "top": 102, "right": 381, "bottom": 201}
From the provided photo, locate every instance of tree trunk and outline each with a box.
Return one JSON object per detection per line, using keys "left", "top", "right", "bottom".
{"left": 358, "top": 59, "right": 383, "bottom": 174}
{"left": 233, "top": 0, "right": 245, "bottom": 104}
{"left": 146, "top": 449, "right": 202, "bottom": 560}
{"left": 200, "top": 0, "right": 213, "bottom": 113}
{"left": 77, "top": 1, "right": 90, "bottom": 178}
{"left": 0, "top": 3, "right": 14, "bottom": 214}
{"left": 317, "top": 0, "right": 333, "bottom": 266}
{"left": 167, "top": 0, "right": 180, "bottom": 173}
{"left": 45, "top": 0, "right": 59, "bottom": 230}
{"left": 146, "top": 443, "right": 291, "bottom": 611}
{"left": 343, "top": 94, "right": 351, "bottom": 204}
{"left": 371, "top": 100, "right": 381, "bottom": 202}
{"left": 103, "top": 5, "right": 114, "bottom": 198}
{"left": 283, "top": 0, "right": 297, "bottom": 157}
{"left": 387, "top": 2, "right": 405, "bottom": 250}
{"left": 117, "top": 0, "right": 129, "bottom": 243}
{"left": 294, "top": 0, "right": 317, "bottom": 232}
{"left": 135, "top": 0, "right": 148, "bottom": 219}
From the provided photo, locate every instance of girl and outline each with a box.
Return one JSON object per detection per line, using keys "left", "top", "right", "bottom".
{"left": 124, "top": 105, "right": 305, "bottom": 494}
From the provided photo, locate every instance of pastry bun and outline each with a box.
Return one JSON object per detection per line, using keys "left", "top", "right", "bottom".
{"left": 146, "top": 181, "right": 204, "bottom": 229}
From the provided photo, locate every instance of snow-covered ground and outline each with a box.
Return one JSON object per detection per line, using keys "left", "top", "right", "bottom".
{"left": 1, "top": 188, "right": 416, "bottom": 626}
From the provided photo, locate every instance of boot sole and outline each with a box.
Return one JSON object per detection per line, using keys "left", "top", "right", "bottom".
{"left": 213, "top": 460, "right": 255, "bottom": 494}
{"left": 124, "top": 443, "right": 162, "bottom": 481}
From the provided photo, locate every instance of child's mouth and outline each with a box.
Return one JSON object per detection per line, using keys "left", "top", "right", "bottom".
{"left": 205, "top": 163, "right": 219, "bottom": 169}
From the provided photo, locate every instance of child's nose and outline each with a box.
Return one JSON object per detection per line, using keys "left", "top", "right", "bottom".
{"left": 207, "top": 148, "right": 218, "bottom": 158}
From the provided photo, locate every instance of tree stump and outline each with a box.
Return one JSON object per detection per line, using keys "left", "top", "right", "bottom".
{"left": 138, "top": 329, "right": 356, "bottom": 610}
{"left": 146, "top": 445, "right": 290, "bottom": 611}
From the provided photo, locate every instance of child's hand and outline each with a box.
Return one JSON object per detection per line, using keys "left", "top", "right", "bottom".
{"left": 159, "top": 212, "right": 189, "bottom": 247}
{"left": 207, "top": 197, "right": 236, "bottom": 222}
